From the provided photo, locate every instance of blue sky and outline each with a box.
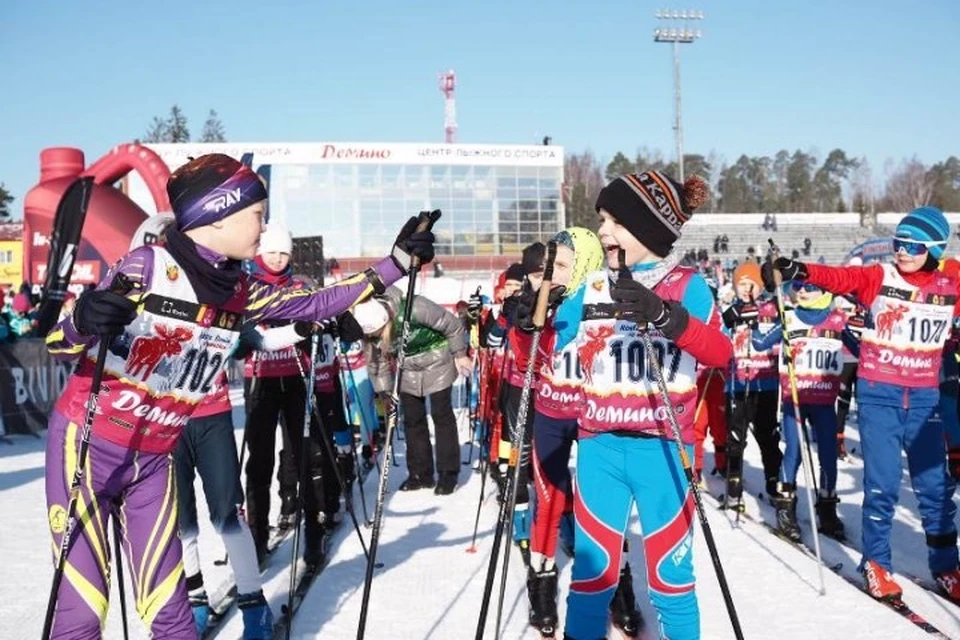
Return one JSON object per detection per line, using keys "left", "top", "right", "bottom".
{"left": 2, "top": 0, "right": 957, "bottom": 215}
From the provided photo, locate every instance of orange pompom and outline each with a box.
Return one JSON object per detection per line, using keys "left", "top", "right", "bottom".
{"left": 683, "top": 175, "right": 709, "bottom": 211}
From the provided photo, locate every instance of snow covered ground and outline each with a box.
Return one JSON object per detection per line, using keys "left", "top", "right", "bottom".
{"left": 2, "top": 391, "right": 959, "bottom": 639}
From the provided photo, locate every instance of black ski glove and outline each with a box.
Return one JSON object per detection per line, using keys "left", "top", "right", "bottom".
{"left": 611, "top": 272, "right": 689, "bottom": 341}
{"left": 500, "top": 295, "right": 520, "bottom": 326}
{"left": 294, "top": 321, "right": 320, "bottom": 338}
{"left": 392, "top": 216, "right": 436, "bottom": 268}
{"left": 73, "top": 290, "right": 137, "bottom": 336}
{"left": 721, "top": 303, "right": 759, "bottom": 330}
{"left": 761, "top": 257, "right": 808, "bottom": 292}
{"left": 336, "top": 311, "right": 365, "bottom": 344}
{"left": 510, "top": 288, "right": 538, "bottom": 332}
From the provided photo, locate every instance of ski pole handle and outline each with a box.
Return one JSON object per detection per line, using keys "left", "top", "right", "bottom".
{"left": 409, "top": 209, "right": 442, "bottom": 270}
{"left": 767, "top": 238, "right": 784, "bottom": 289}
{"left": 532, "top": 242, "right": 557, "bottom": 329}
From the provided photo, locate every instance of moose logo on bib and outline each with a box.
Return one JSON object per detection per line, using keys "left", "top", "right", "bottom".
{"left": 874, "top": 303, "right": 909, "bottom": 341}
{"left": 126, "top": 324, "right": 194, "bottom": 379}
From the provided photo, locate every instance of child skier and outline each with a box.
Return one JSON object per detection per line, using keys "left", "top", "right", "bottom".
{"left": 765, "top": 205, "right": 960, "bottom": 602}
{"left": 242, "top": 224, "right": 345, "bottom": 567}
{"left": 720, "top": 262, "right": 783, "bottom": 508}
{"left": 43, "top": 153, "right": 435, "bottom": 639}
{"left": 562, "top": 171, "right": 732, "bottom": 640}
{"left": 485, "top": 244, "right": 548, "bottom": 560}
{"left": 478, "top": 264, "right": 526, "bottom": 483}
{"left": 126, "top": 215, "right": 280, "bottom": 638}
{"left": 752, "top": 281, "right": 847, "bottom": 541}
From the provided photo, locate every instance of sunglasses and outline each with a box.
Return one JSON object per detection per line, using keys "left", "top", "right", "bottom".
{"left": 892, "top": 237, "right": 945, "bottom": 256}
{"left": 790, "top": 282, "right": 821, "bottom": 293}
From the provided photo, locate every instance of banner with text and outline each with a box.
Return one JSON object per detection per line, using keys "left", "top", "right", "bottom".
{"left": 0, "top": 340, "right": 72, "bottom": 436}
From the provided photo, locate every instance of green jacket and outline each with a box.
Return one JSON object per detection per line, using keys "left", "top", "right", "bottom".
{"left": 364, "top": 286, "right": 467, "bottom": 397}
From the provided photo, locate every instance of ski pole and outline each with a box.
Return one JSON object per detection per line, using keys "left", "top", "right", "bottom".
{"left": 476, "top": 242, "right": 557, "bottom": 640}
{"left": 282, "top": 333, "right": 320, "bottom": 640}
{"left": 42, "top": 273, "right": 135, "bottom": 640}
{"left": 768, "top": 238, "right": 827, "bottom": 596}
{"left": 621, "top": 250, "right": 745, "bottom": 640}
{"left": 292, "top": 335, "right": 375, "bottom": 564}
{"left": 112, "top": 510, "right": 130, "bottom": 640}
{"left": 357, "top": 209, "right": 442, "bottom": 640}
{"left": 463, "top": 288, "right": 482, "bottom": 466}
{"left": 466, "top": 350, "right": 493, "bottom": 553}
{"left": 311, "top": 403, "right": 378, "bottom": 563}
{"left": 724, "top": 358, "right": 737, "bottom": 505}
{"left": 338, "top": 351, "right": 372, "bottom": 525}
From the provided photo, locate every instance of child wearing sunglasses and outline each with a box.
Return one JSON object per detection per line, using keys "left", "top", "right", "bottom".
{"left": 752, "top": 281, "right": 848, "bottom": 542}
{"left": 765, "top": 205, "right": 960, "bottom": 603}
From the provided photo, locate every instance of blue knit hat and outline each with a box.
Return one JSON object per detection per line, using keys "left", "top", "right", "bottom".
{"left": 895, "top": 206, "right": 950, "bottom": 259}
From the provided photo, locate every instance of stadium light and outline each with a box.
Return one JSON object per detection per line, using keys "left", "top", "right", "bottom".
{"left": 653, "top": 8, "right": 704, "bottom": 182}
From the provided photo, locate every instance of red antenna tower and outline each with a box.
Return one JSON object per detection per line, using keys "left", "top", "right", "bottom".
{"left": 438, "top": 69, "right": 457, "bottom": 143}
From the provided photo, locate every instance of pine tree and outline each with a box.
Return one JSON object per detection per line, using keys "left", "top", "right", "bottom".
{"left": 167, "top": 104, "right": 190, "bottom": 142}
{"left": 0, "top": 183, "right": 12, "bottom": 218}
{"left": 200, "top": 109, "right": 227, "bottom": 142}
{"left": 605, "top": 152, "right": 635, "bottom": 181}
{"left": 143, "top": 116, "right": 169, "bottom": 143}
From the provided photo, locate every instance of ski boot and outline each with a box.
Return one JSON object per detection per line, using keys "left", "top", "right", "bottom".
{"left": 933, "top": 566, "right": 960, "bottom": 603}
{"left": 238, "top": 590, "right": 274, "bottom": 640}
{"left": 303, "top": 516, "right": 334, "bottom": 570}
{"left": 361, "top": 444, "right": 375, "bottom": 471}
{"left": 435, "top": 471, "right": 458, "bottom": 495}
{"left": 863, "top": 560, "right": 902, "bottom": 601}
{"left": 559, "top": 511, "right": 576, "bottom": 559}
{"left": 836, "top": 433, "right": 848, "bottom": 461}
{"left": 277, "top": 493, "right": 297, "bottom": 532}
{"left": 399, "top": 473, "right": 435, "bottom": 491}
{"left": 188, "top": 590, "right": 210, "bottom": 636}
{"left": 724, "top": 475, "right": 745, "bottom": 513}
{"left": 815, "top": 492, "right": 845, "bottom": 541}
{"left": 773, "top": 483, "right": 802, "bottom": 543}
{"left": 610, "top": 563, "right": 644, "bottom": 638}
{"left": 765, "top": 476, "right": 781, "bottom": 501}
{"left": 527, "top": 566, "right": 559, "bottom": 637}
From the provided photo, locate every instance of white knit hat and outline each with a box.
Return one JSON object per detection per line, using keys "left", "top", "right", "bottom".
{"left": 258, "top": 223, "right": 292, "bottom": 255}
{"left": 352, "top": 299, "right": 391, "bottom": 335}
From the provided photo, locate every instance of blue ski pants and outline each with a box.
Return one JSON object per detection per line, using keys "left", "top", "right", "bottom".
{"left": 859, "top": 401, "right": 958, "bottom": 574}
{"left": 566, "top": 433, "right": 698, "bottom": 640}
{"left": 780, "top": 403, "right": 838, "bottom": 492}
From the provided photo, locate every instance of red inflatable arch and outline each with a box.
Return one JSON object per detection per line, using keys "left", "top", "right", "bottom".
{"left": 22, "top": 143, "right": 172, "bottom": 291}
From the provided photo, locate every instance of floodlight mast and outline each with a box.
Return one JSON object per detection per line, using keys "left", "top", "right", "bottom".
{"left": 654, "top": 9, "right": 703, "bottom": 182}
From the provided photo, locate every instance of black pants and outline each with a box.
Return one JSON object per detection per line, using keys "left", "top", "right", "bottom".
{"left": 244, "top": 375, "right": 329, "bottom": 548}
{"left": 278, "top": 378, "right": 349, "bottom": 515}
{"left": 499, "top": 382, "right": 535, "bottom": 505}
{"left": 401, "top": 385, "right": 459, "bottom": 478}
{"left": 726, "top": 388, "right": 782, "bottom": 497}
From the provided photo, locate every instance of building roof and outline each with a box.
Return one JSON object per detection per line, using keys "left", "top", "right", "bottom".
{"left": 0, "top": 222, "right": 23, "bottom": 241}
